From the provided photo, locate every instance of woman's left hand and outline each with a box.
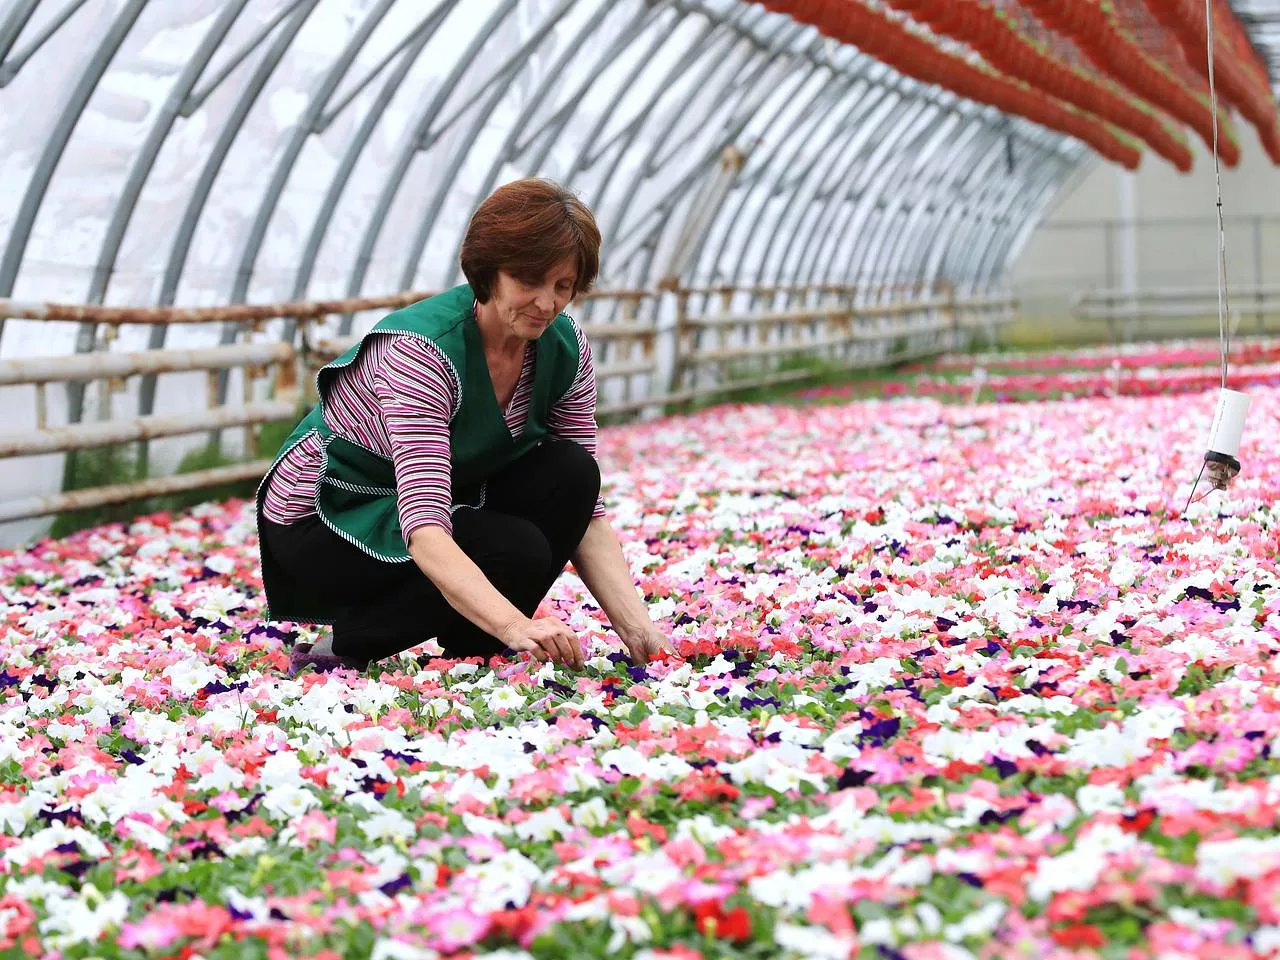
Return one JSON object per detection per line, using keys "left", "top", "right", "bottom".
{"left": 622, "top": 625, "right": 677, "bottom": 667}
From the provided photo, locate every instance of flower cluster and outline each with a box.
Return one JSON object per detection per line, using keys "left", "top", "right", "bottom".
{"left": 0, "top": 368, "right": 1278, "bottom": 959}
{"left": 802, "top": 338, "right": 1280, "bottom": 405}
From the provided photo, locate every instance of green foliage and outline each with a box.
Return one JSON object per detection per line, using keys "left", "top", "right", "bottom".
{"left": 48, "top": 444, "right": 147, "bottom": 539}
{"left": 46, "top": 410, "right": 306, "bottom": 541}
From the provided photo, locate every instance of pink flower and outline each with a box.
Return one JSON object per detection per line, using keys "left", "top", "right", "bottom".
{"left": 426, "top": 909, "right": 491, "bottom": 952}
{"left": 292, "top": 810, "right": 337, "bottom": 847}
{"left": 0, "top": 896, "right": 35, "bottom": 950}
{"left": 117, "top": 916, "right": 183, "bottom": 951}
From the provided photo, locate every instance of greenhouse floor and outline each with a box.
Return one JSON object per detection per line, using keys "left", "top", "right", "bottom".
{"left": 1, "top": 339, "right": 1278, "bottom": 959}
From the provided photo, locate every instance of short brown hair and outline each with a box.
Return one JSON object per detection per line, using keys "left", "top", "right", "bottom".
{"left": 460, "top": 178, "right": 601, "bottom": 304}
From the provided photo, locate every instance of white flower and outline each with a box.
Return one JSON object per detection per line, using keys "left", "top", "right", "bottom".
{"left": 204, "top": 554, "right": 235, "bottom": 574}
{"left": 1076, "top": 782, "right": 1128, "bottom": 814}
{"left": 371, "top": 939, "right": 439, "bottom": 960}
{"left": 1109, "top": 555, "right": 1141, "bottom": 587}
{"left": 486, "top": 687, "right": 526, "bottom": 712}
{"left": 1197, "top": 836, "right": 1280, "bottom": 887}
{"left": 606, "top": 915, "right": 653, "bottom": 952}
{"left": 162, "top": 657, "right": 223, "bottom": 697}
{"left": 513, "top": 808, "right": 570, "bottom": 842}
{"left": 774, "top": 922, "right": 857, "bottom": 959}
{"left": 944, "top": 901, "right": 1006, "bottom": 942}
{"left": 37, "top": 887, "right": 129, "bottom": 949}
{"left": 359, "top": 808, "right": 416, "bottom": 844}
{"left": 572, "top": 797, "right": 610, "bottom": 830}
{"left": 261, "top": 784, "right": 318, "bottom": 820}
{"left": 463, "top": 851, "right": 544, "bottom": 912}
{"left": 598, "top": 747, "right": 647, "bottom": 776}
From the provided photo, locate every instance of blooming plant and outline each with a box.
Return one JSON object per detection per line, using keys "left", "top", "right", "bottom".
{"left": 0, "top": 362, "right": 1278, "bottom": 959}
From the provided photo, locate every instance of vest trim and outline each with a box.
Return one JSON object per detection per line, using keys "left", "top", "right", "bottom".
{"left": 320, "top": 477, "right": 397, "bottom": 497}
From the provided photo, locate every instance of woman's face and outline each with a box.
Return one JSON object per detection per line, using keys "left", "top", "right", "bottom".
{"left": 488, "top": 255, "right": 578, "bottom": 342}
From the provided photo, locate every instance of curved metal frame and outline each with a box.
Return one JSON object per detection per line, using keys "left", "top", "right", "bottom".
{"left": 0, "top": 0, "right": 1096, "bottom": 348}
{"left": 0, "top": 0, "right": 147, "bottom": 301}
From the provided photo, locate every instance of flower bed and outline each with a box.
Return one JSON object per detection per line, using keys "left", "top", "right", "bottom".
{"left": 1, "top": 382, "right": 1279, "bottom": 959}
{"left": 888, "top": 361, "right": 1280, "bottom": 403}
{"left": 921, "top": 338, "right": 1280, "bottom": 375}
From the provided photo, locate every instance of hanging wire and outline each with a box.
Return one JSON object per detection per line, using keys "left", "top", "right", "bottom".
{"left": 1181, "top": 0, "right": 1241, "bottom": 515}
{"left": 1205, "top": 0, "right": 1232, "bottom": 390}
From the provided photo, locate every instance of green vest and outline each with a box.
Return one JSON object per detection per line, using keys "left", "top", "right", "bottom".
{"left": 256, "top": 283, "right": 581, "bottom": 625}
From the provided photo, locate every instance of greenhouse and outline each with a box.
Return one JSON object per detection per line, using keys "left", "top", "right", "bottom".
{"left": 1, "top": 0, "right": 1279, "bottom": 957}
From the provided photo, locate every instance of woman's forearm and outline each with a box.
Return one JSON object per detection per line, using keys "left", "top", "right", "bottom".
{"left": 409, "top": 526, "right": 527, "bottom": 640}
{"left": 571, "top": 516, "right": 652, "bottom": 640}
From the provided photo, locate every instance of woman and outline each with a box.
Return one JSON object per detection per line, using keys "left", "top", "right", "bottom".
{"left": 256, "top": 178, "right": 673, "bottom": 675}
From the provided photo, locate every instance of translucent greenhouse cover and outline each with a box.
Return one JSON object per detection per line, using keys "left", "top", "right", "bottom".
{"left": 0, "top": 0, "right": 1088, "bottom": 544}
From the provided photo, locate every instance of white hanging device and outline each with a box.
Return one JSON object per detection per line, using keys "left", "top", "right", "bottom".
{"left": 1185, "top": 0, "right": 1251, "bottom": 512}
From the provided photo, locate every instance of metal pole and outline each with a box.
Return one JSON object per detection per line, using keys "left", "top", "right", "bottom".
{"left": 0, "top": 0, "right": 39, "bottom": 65}
{"left": 1254, "top": 215, "right": 1264, "bottom": 333}
{"left": 0, "top": 0, "right": 147, "bottom": 303}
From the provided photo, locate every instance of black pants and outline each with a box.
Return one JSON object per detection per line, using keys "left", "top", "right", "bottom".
{"left": 261, "top": 439, "right": 601, "bottom": 663}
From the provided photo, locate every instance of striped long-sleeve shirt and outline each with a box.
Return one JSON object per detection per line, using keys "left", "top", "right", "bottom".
{"left": 260, "top": 320, "right": 606, "bottom": 541}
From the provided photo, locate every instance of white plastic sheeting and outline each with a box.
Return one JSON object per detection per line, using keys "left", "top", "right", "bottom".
{"left": 0, "top": 0, "right": 1090, "bottom": 545}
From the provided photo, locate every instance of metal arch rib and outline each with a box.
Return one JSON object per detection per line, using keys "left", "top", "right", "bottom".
{"left": 337, "top": 0, "right": 521, "bottom": 335}
{"left": 557, "top": 5, "right": 723, "bottom": 193}
{"left": 793, "top": 94, "right": 957, "bottom": 293}
{"left": 0, "top": 0, "right": 39, "bottom": 66}
{"left": 87, "top": 1, "right": 251, "bottom": 308}
{"left": 156, "top": 0, "right": 320, "bottom": 311}
{"left": 441, "top": 1, "right": 653, "bottom": 291}
{"left": 0, "top": 0, "right": 147, "bottom": 307}
{"left": 0, "top": 0, "right": 90, "bottom": 87}
{"left": 755, "top": 82, "right": 879, "bottom": 290}
{"left": 588, "top": 5, "right": 787, "bottom": 267}
{"left": 789, "top": 91, "right": 905, "bottom": 291}
{"left": 949, "top": 162, "right": 1031, "bottom": 292}
{"left": 134, "top": 0, "right": 318, "bottom": 448}
{"left": 876, "top": 122, "right": 987, "bottom": 286}
{"left": 289, "top": 0, "right": 463, "bottom": 317}
{"left": 995, "top": 174, "right": 1072, "bottom": 285}
{"left": 206, "top": 0, "right": 401, "bottom": 419}
{"left": 941, "top": 145, "right": 1040, "bottom": 290}
{"left": 602, "top": 27, "right": 811, "bottom": 292}
{"left": 976, "top": 168, "right": 1065, "bottom": 291}
{"left": 394, "top": 0, "right": 584, "bottom": 293}
{"left": 228, "top": 0, "right": 398, "bottom": 308}
{"left": 739, "top": 77, "right": 875, "bottom": 295}
{"left": 920, "top": 139, "right": 1013, "bottom": 286}
{"left": 693, "top": 59, "right": 830, "bottom": 291}
{"left": 810, "top": 100, "right": 932, "bottom": 291}
{"left": 855, "top": 115, "right": 972, "bottom": 288}
{"left": 728, "top": 74, "right": 864, "bottom": 297}
{"left": 843, "top": 106, "right": 950, "bottom": 295}
{"left": 178, "top": 0, "right": 313, "bottom": 117}
{"left": 632, "top": 46, "right": 823, "bottom": 293}
{"left": 986, "top": 141, "right": 1080, "bottom": 285}
{"left": 765, "top": 87, "right": 899, "bottom": 291}
{"left": 838, "top": 105, "right": 947, "bottom": 293}
{"left": 902, "top": 128, "right": 1015, "bottom": 288}
{"left": 589, "top": 15, "right": 812, "bottom": 296}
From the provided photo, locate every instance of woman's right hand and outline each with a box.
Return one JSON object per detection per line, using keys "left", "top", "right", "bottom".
{"left": 500, "top": 616, "right": 584, "bottom": 670}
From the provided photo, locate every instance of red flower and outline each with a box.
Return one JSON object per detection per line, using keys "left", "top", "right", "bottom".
{"left": 626, "top": 811, "right": 668, "bottom": 844}
{"left": 1120, "top": 809, "right": 1157, "bottom": 833}
{"left": 1051, "top": 923, "right": 1106, "bottom": 949}
{"left": 693, "top": 900, "right": 752, "bottom": 942}
{"left": 489, "top": 905, "right": 538, "bottom": 943}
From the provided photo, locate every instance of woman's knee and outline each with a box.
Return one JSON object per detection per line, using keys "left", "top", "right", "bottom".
{"left": 544, "top": 439, "right": 601, "bottom": 504}
{"left": 504, "top": 515, "right": 555, "bottom": 571}
{"left": 457, "top": 511, "right": 554, "bottom": 578}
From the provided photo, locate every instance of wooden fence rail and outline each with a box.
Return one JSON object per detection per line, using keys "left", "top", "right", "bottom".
{"left": 0, "top": 284, "right": 1017, "bottom": 524}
